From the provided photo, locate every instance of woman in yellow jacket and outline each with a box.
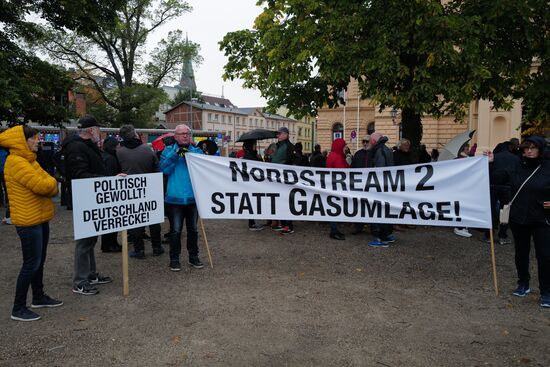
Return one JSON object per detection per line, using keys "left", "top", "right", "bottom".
{"left": 0, "top": 125, "right": 62, "bottom": 321}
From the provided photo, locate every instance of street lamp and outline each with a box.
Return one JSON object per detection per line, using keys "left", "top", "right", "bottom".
{"left": 390, "top": 108, "right": 398, "bottom": 124}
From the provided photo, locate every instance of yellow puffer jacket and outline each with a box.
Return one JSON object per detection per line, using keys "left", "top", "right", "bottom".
{"left": 0, "top": 126, "right": 58, "bottom": 226}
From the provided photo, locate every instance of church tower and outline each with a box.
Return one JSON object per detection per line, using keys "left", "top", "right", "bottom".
{"left": 177, "top": 35, "right": 197, "bottom": 92}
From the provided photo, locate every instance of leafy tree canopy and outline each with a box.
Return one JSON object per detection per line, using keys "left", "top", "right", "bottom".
{"left": 41, "top": 0, "right": 202, "bottom": 127}
{"left": 220, "top": 0, "right": 549, "bottom": 144}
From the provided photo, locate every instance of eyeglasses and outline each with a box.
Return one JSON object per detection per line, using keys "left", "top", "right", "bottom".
{"left": 524, "top": 146, "right": 539, "bottom": 151}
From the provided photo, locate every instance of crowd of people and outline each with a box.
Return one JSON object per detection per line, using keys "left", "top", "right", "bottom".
{"left": 1, "top": 115, "right": 549, "bottom": 322}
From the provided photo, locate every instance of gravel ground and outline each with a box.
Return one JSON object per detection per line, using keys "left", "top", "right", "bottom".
{"left": 0, "top": 203, "right": 549, "bottom": 367}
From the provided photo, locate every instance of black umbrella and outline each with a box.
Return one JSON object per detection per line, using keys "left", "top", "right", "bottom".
{"left": 237, "top": 129, "right": 278, "bottom": 142}
{"left": 198, "top": 139, "right": 219, "bottom": 155}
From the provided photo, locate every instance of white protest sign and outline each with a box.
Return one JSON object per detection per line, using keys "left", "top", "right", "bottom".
{"left": 187, "top": 154, "right": 492, "bottom": 229}
{"left": 72, "top": 173, "right": 164, "bottom": 240}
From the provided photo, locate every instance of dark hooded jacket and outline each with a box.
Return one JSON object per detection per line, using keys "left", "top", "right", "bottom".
{"left": 489, "top": 142, "right": 520, "bottom": 186}
{"left": 509, "top": 136, "right": 550, "bottom": 225}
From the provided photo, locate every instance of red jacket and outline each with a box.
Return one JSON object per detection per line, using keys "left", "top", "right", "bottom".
{"left": 326, "top": 138, "right": 350, "bottom": 169}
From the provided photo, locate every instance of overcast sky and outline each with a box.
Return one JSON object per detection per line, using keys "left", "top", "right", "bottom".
{"left": 147, "top": 0, "right": 267, "bottom": 108}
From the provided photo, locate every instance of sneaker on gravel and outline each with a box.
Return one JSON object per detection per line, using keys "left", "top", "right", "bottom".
{"left": 248, "top": 224, "right": 264, "bottom": 231}
{"left": 31, "top": 294, "right": 63, "bottom": 308}
{"left": 383, "top": 234, "right": 396, "bottom": 243}
{"left": 540, "top": 295, "right": 550, "bottom": 308}
{"left": 169, "top": 260, "right": 181, "bottom": 272}
{"left": 368, "top": 239, "right": 389, "bottom": 248}
{"left": 89, "top": 275, "right": 112, "bottom": 285}
{"left": 512, "top": 284, "right": 531, "bottom": 297}
{"left": 454, "top": 228, "right": 472, "bottom": 238}
{"left": 280, "top": 226, "right": 294, "bottom": 235}
{"left": 72, "top": 284, "right": 99, "bottom": 296}
{"left": 11, "top": 307, "right": 41, "bottom": 321}
{"left": 271, "top": 225, "right": 284, "bottom": 231}
{"left": 189, "top": 257, "right": 204, "bottom": 269}
{"left": 499, "top": 238, "right": 511, "bottom": 245}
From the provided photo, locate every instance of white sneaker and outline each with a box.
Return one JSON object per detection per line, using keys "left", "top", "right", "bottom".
{"left": 2, "top": 217, "right": 11, "bottom": 225}
{"left": 454, "top": 228, "right": 472, "bottom": 238}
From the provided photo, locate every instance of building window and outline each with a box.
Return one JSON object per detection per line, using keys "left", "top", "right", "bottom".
{"left": 236, "top": 117, "right": 240, "bottom": 125}
{"left": 208, "top": 113, "right": 212, "bottom": 122}
{"left": 228, "top": 116, "right": 232, "bottom": 124}
{"left": 367, "top": 121, "right": 375, "bottom": 135}
{"left": 298, "top": 127, "right": 302, "bottom": 137}
{"left": 222, "top": 115, "right": 226, "bottom": 123}
{"left": 332, "top": 123, "right": 344, "bottom": 140}
{"left": 214, "top": 114, "right": 219, "bottom": 121}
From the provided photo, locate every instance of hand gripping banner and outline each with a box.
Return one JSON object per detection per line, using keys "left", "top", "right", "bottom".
{"left": 187, "top": 154, "right": 492, "bottom": 229}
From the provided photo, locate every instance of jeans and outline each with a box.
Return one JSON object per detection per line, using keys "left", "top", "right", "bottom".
{"left": 73, "top": 236, "right": 98, "bottom": 287}
{"left": 129, "top": 224, "right": 161, "bottom": 251}
{"left": 13, "top": 222, "right": 49, "bottom": 312}
{"left": 169, "top": 203, "right": 199, "bottom": 261}
{"left": 510, "top": 221, "right": 550, "bottom": 296}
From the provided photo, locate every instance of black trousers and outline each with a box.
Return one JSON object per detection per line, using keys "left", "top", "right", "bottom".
{"left": 509, "top": 221, "right": 550, "bottom": 296}
{"left": 370, "top": 223, "right": 393, "bottom": 240}
{"left": 129, "top": 224, "right": 161, "bottom": 252}
{"left": 484, "top": 185, "right": 512, "bottom": 239}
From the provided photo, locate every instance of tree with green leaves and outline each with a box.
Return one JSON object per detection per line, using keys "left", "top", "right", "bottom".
{"left": 220, "top": 0, "right": 548, "bottom": 147}
{"left": 42, "top": 0, "right": 201, "bottom": 127}
{"left": 0, "top": 0, "right": 127, "bottom": 124}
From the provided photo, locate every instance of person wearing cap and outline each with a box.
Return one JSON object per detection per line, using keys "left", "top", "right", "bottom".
{"left": 116, "top": 125, "right": 163, "bottom": 259}
{"left": 498, "top": 136, "right": 550, "bottom": 308}
{"left": 62, "top": 114, "right": 113, "bottom": 296}
{"left": 351, "top": 135, "right": 371, "bottom": 169}
{"left": 271, "top": 126, "right": 295, "bottom": 234}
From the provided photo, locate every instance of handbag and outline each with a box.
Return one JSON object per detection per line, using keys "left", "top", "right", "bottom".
{"left": 499, "top": 165, "right": 541, "bottom": 224}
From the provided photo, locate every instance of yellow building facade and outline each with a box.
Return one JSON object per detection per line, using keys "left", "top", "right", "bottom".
{"left": 316, "top": 79, "right": 522, "bottom": 153}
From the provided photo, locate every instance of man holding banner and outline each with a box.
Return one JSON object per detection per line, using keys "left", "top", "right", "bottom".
{"left": 63, "top": 115, "right": 112, "bottom": 295}
{"left": 160, "top": 124, "right": 204, "bottom": 272}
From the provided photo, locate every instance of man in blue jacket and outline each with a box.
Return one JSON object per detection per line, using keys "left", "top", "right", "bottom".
{"left": 160, "top": 124, "right": 204, "bottom": 271}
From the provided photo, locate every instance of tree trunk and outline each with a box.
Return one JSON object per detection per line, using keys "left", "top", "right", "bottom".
{"left": 401, "top": 107, "right": 422, "bottom": 150}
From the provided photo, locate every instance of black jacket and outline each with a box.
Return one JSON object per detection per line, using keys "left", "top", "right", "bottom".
{"left": 393, "top": 150, "right": 414, "bottom": 166}
{"left": 489, "top": 148, "right": 520, "bottom": 186}
{"left": 351, "top": 149, "right": 369, "bottom": 168}
{"left": 62, "top": 134, "right": 106, "bottom": 179}
{"left": 102, "top": 139, "right": 120, "bottom": 177}
{"left": 310, "top": 151, "right": 326, "bottom": 168}
{"left": 510, "top": 158, "right": 550, "bottom": 225}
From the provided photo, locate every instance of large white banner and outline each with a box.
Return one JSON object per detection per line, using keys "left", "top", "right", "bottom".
{"left": 187, "top": 154, "right": 492, "bottom": 229}
{"left": 72, "top": 173, "right": 165, "bottom": 240}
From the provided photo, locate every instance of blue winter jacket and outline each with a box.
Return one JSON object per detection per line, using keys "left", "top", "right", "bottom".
{"left": 159, "top": 143, "right": 203, "bottom": 205}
